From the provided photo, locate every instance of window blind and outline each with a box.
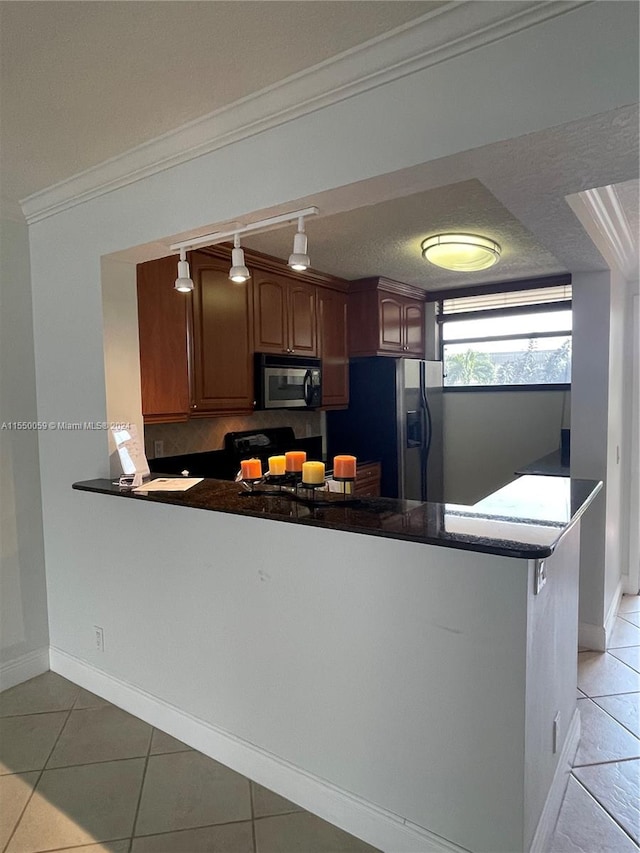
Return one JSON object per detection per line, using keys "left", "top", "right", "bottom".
{"left": 441, "top": 285, "right": 572, "bottom": 315}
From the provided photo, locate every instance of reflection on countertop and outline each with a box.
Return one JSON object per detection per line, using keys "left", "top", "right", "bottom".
{"left": 73, "top": 474, "right": 601, "bottom": 560}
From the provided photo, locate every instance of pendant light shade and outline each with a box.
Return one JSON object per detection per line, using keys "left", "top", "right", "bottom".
{"left": 421, "top": 233, "right": 501, "bottom": 272}
{"left": 229, "top": 234, "right": 250, "bottom": 283}
{"left": 288, "top": 216, "right": 310, "bottom": 271}
{"left": 174, "top": 248, "right": 194, "bottom": 292}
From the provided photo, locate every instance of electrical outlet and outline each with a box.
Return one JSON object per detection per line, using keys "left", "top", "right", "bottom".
{"left": 154, "top": 440, "right": 164, "bottom": 458}
{"left": 553, "top": 712, "right": 561, "bottom": 753}
{"left": 94, "top": 625, "right": 105, "bottom": 653}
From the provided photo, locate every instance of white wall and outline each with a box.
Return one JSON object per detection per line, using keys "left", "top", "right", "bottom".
{"left": 627, "top": 287, "right": 640, "bottom": 593}
{"left": 604, "top": 271, "right": 626, "bottom": 610}
{"left": 570, "top": 272, "right": 619, "bottom": 646}
{"left": 51, "top": 486, "right": 578, "bottom": 853}
{"left": 0, "top": 217, "right": 49, "bottom": 687}
{"left": 101, "top": 259, "right": 144, "bottom": 477}
{"left": 443, "top": 390, "right": 568, "bottom": 504}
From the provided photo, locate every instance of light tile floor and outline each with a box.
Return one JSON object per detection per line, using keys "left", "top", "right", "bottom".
{"left": 0, "top": 677, "right": 379, "bottom": 853}
{"left": 1, "top": 595, "right": 638, "bottom": 853}
{"left": 548, "top": 593, "right": 640, "bottom": 853}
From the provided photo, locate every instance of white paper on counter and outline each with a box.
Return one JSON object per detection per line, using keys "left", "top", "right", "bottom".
{"left": 111, "top": 424, "right": 150, "bottom": 477}
{"left": 133, "top": 478, "right": 203, "bottom": 493}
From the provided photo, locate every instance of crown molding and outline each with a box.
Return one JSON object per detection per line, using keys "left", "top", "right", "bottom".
{"left": 568, "top": 185, "right": 639, "bottom": 278}
{"left": 1, "top": 196, "right": 27, "bottom": 224}
{"left": 21, "top": 0, "right": 589, "bottom": 225}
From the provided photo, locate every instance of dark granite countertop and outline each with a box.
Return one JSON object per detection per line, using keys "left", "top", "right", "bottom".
{"left": 72, "top": 474, "right": 601, "bottom": 560}
{"left": 515, "top": 449, "right": 570, "bottom": 477}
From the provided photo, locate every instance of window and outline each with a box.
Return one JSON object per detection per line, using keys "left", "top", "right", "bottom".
{"left": 439, "top": 285, "right": 572, "bottom": 389}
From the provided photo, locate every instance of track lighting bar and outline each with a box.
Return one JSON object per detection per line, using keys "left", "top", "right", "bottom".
{"left": 169, "top": 206, "right": 319, "bottom": 252}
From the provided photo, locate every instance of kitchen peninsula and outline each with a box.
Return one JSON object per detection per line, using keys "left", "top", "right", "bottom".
{"left": 70, "top": 473, "right": 600, "bottom": 853}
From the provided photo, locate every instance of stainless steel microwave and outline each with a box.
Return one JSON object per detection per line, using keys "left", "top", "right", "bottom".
{"left": 255, "top": 353, "right": 322, "bottom": 410}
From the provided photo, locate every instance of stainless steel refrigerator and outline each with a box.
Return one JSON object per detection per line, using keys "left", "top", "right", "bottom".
{"left": 326, "top": 358, "right": 444, "bottom": 501}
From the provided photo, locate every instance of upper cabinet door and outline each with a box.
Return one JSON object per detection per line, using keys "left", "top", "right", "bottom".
{"left": 378, "top": 295, "right": 404, "bottom": 353}
{"left": 347, "top": 278, "right": 427, "bottom": 359}
{"left": 403, "top": 301, "right": 425, "bottom": 356}
{"left": 289, "top": 281, "right": 317, "bottom": 355}
{"left": 137, "top": 255, "right": 190, "bottom": 423}
{"left": 191, "top": 254, "right": 254, "bottom": 415}
{"left": 317, "top": 288, "right": 348, "bottom": 408}
{"left": 253, "top": 273, "right": 317, "bottom": 355}
{"left": 253, "top": 273, "right": 288, "bottom": 354}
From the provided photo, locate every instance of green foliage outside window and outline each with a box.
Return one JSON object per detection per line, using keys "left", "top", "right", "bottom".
{"left": 444, "top": 339, "right": 571, "bottom": 387}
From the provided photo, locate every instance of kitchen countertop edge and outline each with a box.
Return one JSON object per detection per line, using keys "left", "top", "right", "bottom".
{"left": 72, "top": 476, "right": 602, "bottom": 561}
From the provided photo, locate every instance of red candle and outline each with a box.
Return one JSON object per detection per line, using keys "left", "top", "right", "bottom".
{"left": 240, "top": 458, "right": 262, "bottom": 480}
{"left": 333, "top": 455, "right": 357, "bottom": 479}
{"left": 285, "top": 450, "right": 306, "bottom": 472}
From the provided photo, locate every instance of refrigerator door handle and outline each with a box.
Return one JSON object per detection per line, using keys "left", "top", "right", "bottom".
{"left": 419, "top": 361, "right": 434, "bottom": 502}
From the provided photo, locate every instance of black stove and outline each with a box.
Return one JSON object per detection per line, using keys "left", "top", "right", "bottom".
{"left": 150, "top": 428, "right": 323, "bottom": 480}
{"left": 224, "top": 427, "right": 297, "bottom": 458}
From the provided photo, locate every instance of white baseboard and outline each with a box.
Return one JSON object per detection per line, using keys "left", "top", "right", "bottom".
{"left": 50, "top": 647, "right": 466, "bottom": 853}
{"left": 0, "top": 646, "right": 50, "bottom": 691}
{"left": 604, "top": 580, "right": 624, "bottom": 648}
{"left": 529, "top": 707, "right": 581, "bottom": 853}
{"left": 578, "top": 621, "right": 606, "bottom": 651}
{"left": 622, "top": 575, "right": 640, "bottom": 596}
{"left": 580, "top": 580, "right": 626, "bottom": 651}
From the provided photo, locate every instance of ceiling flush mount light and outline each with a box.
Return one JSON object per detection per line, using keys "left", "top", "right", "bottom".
{"left": 288, "top": 216, "right": 310, "bottom": 271}
{"left": 229, "top": 233, "right": 250, "bottom": 283}
{"left": 174, "top": 248, "right": 194, "bottom": 292}
{"left": 169, "top": 206, "right": 319, "bottom": 293}
{"left": 421, "top": 233, "right": 501, "bottom": 272}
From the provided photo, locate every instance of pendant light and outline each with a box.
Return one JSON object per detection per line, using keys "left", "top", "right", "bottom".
{"left": 229, "top": 233, "right": 250, "bottom": 283}
{"left": 288, "top": 216, "right": 310, "bottom": 271}
{"left": 421, "top": 233, "right": 501, "bottom": 271}
{"left": 174, "top": 248, "right": 194, "bottom": 292}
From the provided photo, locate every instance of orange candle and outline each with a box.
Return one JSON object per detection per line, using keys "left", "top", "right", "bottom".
{"left": 240, "top": 458, "right": 262, "bottom": 480}
{"left": 285, "top": 450, "right": 306, "bottom": 472}
{"left": 302, "top": 461, "right": 325, "bottom": 485}
{"left": 333, "top": 455, "right": 357, "bottom": 479}
{"left": 268, "top": 455, "right": 286, "bottom": 476}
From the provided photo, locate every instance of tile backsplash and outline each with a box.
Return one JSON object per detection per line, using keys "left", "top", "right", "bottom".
{"left": 145, "top": 410, "right": 323, "bottom": 458}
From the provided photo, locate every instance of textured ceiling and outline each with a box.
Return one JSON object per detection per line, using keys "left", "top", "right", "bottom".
{"left": 0, "top": 0, "right": 440, "bottom": 203}
{"left": 242, "top": 105, "right": 639, "bottom": 290}
{"left": 244, "top": 179, "right": 566, "bottom": 289}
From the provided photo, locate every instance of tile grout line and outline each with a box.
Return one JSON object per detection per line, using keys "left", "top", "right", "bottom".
{"left": 1, "top": 694, "right": 78, "bottom": 853}
{"left": 569, "top": 771, "right": 640, "bottom": 847}
{"left": 573, "top": 754, "right": 640, "bottom": 769}
{"left": 249, "top": 778, "right": 258, "bottom": 853}
{"left": 588, "top": 697, "right": 640, "bottom": 741}
{"left": 132, "top": 817, "right": 259, "bottom": 839}
{"left": 0, "top": 708, "right": 80, "bottom": 720}
{"left": 127, "top": 727, "right": 155, "bottom": 853}
{"left": 26, "top": 838, "right": 131, "bottom": 853}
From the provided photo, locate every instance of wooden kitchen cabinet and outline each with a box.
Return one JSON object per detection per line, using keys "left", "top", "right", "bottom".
{"left": 348, "top": 277, "right": 426, "bottom": 358}
{"left": 190, "top": 252, "right": 254, "bottom": 416}
{"left": 317, "top": 288, "right": 349, "bottom": 408}
{"left": 353, "top": 461, "right": 381, "bottom": 497}
{"left": 253, "top": 271, "right": 317, "bottom": 356}
{"left": 137, "top": 255, "right": 190, "bottom": 423}
{"left": 137, "top": 245, "right": 348, "bottom": 423}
